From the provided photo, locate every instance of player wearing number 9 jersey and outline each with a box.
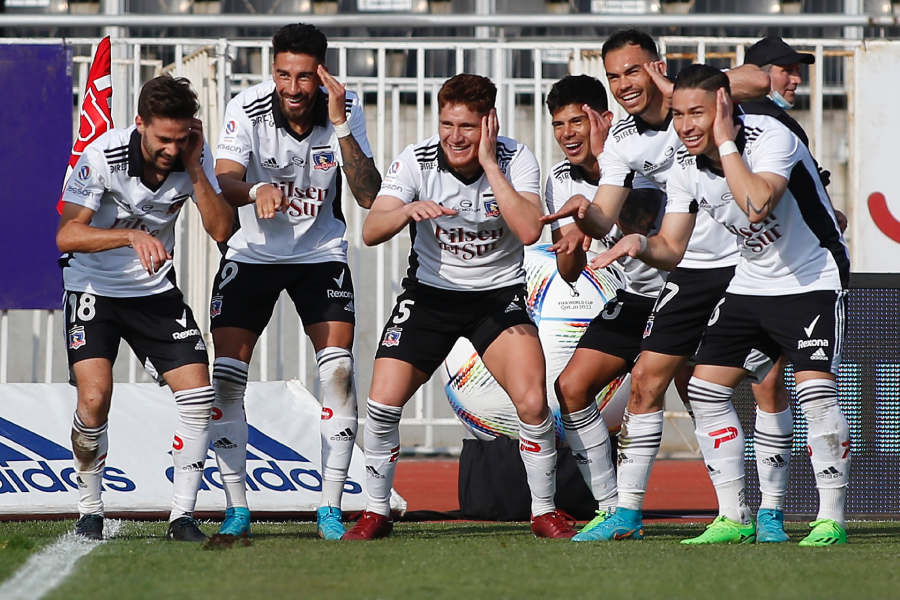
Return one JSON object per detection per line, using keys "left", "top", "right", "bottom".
{"left": 57, "top": 75, "right": 233, "bottom": 542}
{"left": 343, "top": 73, "right": 577, "bottom": 541}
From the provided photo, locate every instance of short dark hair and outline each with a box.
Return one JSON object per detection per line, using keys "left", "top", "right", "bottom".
{"left": 547, "top": 75, "right": 608, "bottom": 116}
{"left": 137, "top": 75, "right": 199, "bottom": 122}
{"left": 438, "top": 74, "right": 496, "bottom": 114}
{"left": 272, "top": 23, "right": 327, "bottom": 62}
{"left": 602, "top": 29, "right": 660, "bottom": 62}
{"left": 619, "top": 187, "right": 663, "bottom": 236}
{"left": 673, "top": 63, "right": 731, "bottom": 96}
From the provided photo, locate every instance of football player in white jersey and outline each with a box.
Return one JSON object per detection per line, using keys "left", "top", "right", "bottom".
{"left": 344, "top": 73, "right": 576, "bottom": 540}
{"left": 544, "top": 30, "right": 798, "bottom": 543}
{"left": 598, "top": 64, "right": 851, "bottom": 546}
{"left": 543, "top": 75, "right": 667, "bottom": 537}
{"left": 57, "top": 76, "right": 233, "bottom": 542}
{"left": 211, "top": 23, "right": 381, "bottom": 540}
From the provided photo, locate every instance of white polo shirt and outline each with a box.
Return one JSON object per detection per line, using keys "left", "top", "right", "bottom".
{"left": 216, "top": 81, "right": 372, "bottom": 264}
{"left": 379, "top": 135, "right": 541, "bottom": 291}
{"left": 60, "top": 125, "right": 220, "bottom": 297}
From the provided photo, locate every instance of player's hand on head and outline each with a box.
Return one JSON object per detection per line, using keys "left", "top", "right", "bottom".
{"left": 548, "top": 228, "right": 590, "bottom": 256}
{"left": 254, "top": 184, "right": 288, "bottom": 219}
{"left": 583, "top": 105, "right": 613, "bottom": 158}
{"left": 590, "top": 233, "right": 642, "bottom": 269}
{"left": 317, "top": 65, "right": 349, "bottom": 126}
{"left": 129, "top": 230, "right": 171, "bottom": 276}
{"left": 478, "top": 109, "right": 499, "bottom": 169}
{"left": 405, "top": 200, "right": 457, "bottom": 222}
{"left": 644, "top": 61, "right": 673, "bottom": 99}
{"left": 181, "top": 118, "right": 205, "bottom": 168}
{"left": 540, "top": 194, "right": 592, "bottom": 225}
{"left": 713, "top": 88, "right": 739, "bottom": 148}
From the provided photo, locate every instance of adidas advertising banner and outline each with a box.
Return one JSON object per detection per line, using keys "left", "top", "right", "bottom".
{"left": 0, "top": 381, "right": 406, "bottom": 516}
{"left": 853, "top": 41, "right": 900, "bottom": 273}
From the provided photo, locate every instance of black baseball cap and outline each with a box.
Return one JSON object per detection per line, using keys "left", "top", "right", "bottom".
{"left": 745, "top": 36, "right": 815, "bottom": 67}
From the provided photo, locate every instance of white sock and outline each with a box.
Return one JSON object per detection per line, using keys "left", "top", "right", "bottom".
{"left": 561, "top": 403, "right": 617, "bottom": 511}
{"left": 615, "top": 410, "right": 663, "bottom": 512}
{"left": 317, "top": 347, "right": 358, "bottom": 509}
{"left": 518, "top": 414, "right": 558, "bottom": 517}
{"left": 170, "top": 386, "right": 214, "bottom": 522}
{"left": 797, "top": 378, "right": 850, "bottom": 527}
{"left": 688, "top": 377, "right": 750, "bottom": 525}
{"left": 72, "top": 413, "right": 108, "bottom": 517}
{"left": 363, "top": 398, "right": 402, "bottom": 517}
{"left": 211, "top": 358, "right": 249, "bottom": 510}
{"left": 755, "top": 406, "right": 793, "bottom": 511}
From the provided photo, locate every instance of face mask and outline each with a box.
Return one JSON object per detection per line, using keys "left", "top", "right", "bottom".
{"left": 769, "top": 90, "right": 793, "bottom": 110}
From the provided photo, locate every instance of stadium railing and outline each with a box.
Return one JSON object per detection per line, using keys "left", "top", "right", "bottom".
{"left": 0, "top": 34, "right": 861, "bottom": 454}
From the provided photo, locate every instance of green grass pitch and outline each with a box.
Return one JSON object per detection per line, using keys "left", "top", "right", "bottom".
{"left": 1, "top": 520, "right": 900, "bottom": 599}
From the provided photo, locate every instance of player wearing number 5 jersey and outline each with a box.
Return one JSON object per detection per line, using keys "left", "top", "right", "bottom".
{"left": 600, "top": 65, "right": 851, "bottom": 546}
{"left": 210, "top": 23, "right": 381, "bottom": 540}
{"left": 344, "top": 74, "right": 576, "bottom": 540}
{"left": 57, "top": 75, "right": 233, "bottom": 542}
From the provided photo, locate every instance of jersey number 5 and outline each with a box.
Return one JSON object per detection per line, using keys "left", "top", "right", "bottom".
{"left": 393, "top": 300, "right": 414, "bottom": 324}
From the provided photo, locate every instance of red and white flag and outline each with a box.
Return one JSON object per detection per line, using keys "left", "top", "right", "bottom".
{"left": 58, "top": 36, "right": 113, "bottom": 213}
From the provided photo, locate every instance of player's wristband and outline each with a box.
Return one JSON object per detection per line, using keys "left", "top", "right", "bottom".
{"left": 718, "top": 140, "right": 739, "bottom": 157}
{"left": 636, "top": 234, "right": 648, "bottom": 254}
{"left": 248, "top": 181, "right": 267, "bottom": 202}
{"left": 333, "top": 120, "right": 352, "bottom": 138}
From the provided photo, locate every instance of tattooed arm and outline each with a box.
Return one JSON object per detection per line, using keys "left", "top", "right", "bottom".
{"left": 338, "top": 135, "right": 381, "bottom": 209}
{"left": 318, "top": 65, "right": 382, "bottom": 209}
{"left": 713, "top": 89, "right": 788, "bottom": 223}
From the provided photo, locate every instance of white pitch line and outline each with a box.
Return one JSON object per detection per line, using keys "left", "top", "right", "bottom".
{"left": 0, "top": 519, "right": 123, "bottom": 600}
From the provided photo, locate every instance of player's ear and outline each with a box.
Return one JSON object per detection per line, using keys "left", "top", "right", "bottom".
{"left": 602, "top": 110, "right": 614, "bottom": 124}
{"left": 135, "top": 114, "right": 146, "bottom": 134}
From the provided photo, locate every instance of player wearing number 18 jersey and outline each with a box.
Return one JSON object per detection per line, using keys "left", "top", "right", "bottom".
{"left": 211, "top": 24, "right": 381, "bottom": 540}
{"left": 344, "top": 74, "right": 576, "bottom": 540}
{"left": 57, "top": 76, "right": 233, "bottom": 542}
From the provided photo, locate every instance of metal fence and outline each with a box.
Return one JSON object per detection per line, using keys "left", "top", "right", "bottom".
{"left": 0, "top": 34, "right": 860, "bottom": 453}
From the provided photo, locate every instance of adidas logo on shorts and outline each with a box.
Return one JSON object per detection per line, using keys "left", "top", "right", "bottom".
{"left": 330, "top": 428, "right": 355, "bottom": 442}
{"left": 810, "top": 348, "right": 828, "bottom": 360}
{"left": 504, "top": 297, "right": 522, "bottom": 313}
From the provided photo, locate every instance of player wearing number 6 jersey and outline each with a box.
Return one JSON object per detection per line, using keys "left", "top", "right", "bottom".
{"left": 211, "top": 24, "right": 381, "bottom": 540}
{"left": 57, "top": 75, "right": 233, "bottom": 542}
{"left": 599, "top": 65, "right": 851, "bottom": 546}
{"left": 344, "top": 73, "right": 576, "bottom": 540}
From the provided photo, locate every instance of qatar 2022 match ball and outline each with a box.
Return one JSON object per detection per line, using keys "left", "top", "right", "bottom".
{"left": 441, "top": 244, "right": 632, "bottom": 444}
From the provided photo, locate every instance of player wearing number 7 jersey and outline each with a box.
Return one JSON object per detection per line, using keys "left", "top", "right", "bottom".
{"left": 57, "top": 75, "right": 233, "bottom": 542}
{"left": 344, "top": 73, "right": 576, "bottom": 540}
{"left": 598, "top": 65, "right": 851, "bottom": 546}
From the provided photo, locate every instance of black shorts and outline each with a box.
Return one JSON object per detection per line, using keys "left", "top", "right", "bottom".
{"left": 577, "top": 289, "right": 656, "bottom": 364}
{"left": 640, "top": 265, "right": 736, "bottom": 357}
{"left": 209, "top": 259, "right": 355, "bottom": 334}
{"left": 695, "top": 290, "right": 845, "bottom": 376}
{"left": 63, "top": 288, "right": 208, "bottom": 377}
{"left": 374, "top": 283, "right": 535, "bottom": 375}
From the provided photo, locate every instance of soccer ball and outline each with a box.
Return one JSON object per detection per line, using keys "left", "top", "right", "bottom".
{"left": 442, "top": 244, "right": 631, "bottom": 444}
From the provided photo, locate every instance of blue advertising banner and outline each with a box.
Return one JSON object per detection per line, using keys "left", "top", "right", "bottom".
{"left": 0, "top": 45, "right": 72, "bottom": 309}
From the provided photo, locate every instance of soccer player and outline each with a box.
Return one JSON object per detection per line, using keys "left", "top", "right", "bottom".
{"left": 344, "top": 73, "right": 576, "bottom": 540}
{"left": 544, "top": 30, "right": 795, "bottom": 543}
{"left": 57, "top": 75, "right": 233, "bottom": 542}
{"left": 742, "top": 36, "right": 847, "bottom": 230}
{"left": 211, "top": 23, "right": 381, "bottom": 540}
{"left": 596, "top": 64, "right": 851, "bottom": 546}
{"left": 543, "top": 75, "right": 666, "bottom": 533}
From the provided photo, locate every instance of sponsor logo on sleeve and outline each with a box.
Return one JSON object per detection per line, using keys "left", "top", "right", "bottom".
{"left": 78, "top": 165, "right": 91, "bottom": 181}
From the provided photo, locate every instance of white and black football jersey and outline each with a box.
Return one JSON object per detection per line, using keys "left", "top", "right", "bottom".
{"left": 599, "top": 113, "right": 739, "bottom": 269}
{"left": 665, "top": 113, "right": 849, "bottom": 296}
{"left": 544, "top": 159, "right": 666, "bottom": 298}
{"left": 216, "top": 81, "right": 372, "bottom": 264}
{"left": 379, "top": 135, "right": 541, "bottom": 291}
{"left": 60, "top": 125, "right": 220, "bottom": 297}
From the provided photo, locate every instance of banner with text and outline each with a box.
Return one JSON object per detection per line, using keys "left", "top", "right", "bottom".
{"left": 0, "top": 381, "right": 406, "bottom": 516}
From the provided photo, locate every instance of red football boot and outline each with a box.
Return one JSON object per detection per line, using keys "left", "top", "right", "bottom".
{"left": 343, "top": 511, "right": 393, "bottom": 541}
{"left": 531, "top": 510, "right": 577, "bottom": 539}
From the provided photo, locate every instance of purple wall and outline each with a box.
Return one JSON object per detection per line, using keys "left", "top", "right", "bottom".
{"left": 0, "top": 45, "right": 73, "bottom": 309}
